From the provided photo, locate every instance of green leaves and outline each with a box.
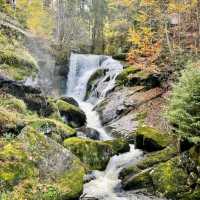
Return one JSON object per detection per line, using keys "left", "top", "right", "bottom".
{"left": 166, "top": 62, "right": 200, "bottom": 141}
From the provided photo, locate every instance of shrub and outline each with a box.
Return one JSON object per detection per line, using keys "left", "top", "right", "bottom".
{"left": 166, "top": 62, "right": 200, "bottom": 144}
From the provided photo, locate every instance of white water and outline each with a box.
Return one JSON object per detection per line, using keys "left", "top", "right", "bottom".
{"left": 66, "top": 54, "right": 157, "bottom": 200}
{"left": 83, "top": 145, "right": 143, "bottom": 200}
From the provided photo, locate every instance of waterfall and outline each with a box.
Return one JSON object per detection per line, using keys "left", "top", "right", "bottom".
{"left": 66, "top": 53, "right": 123, "bottom": 101}
{"left": 66, "top": 54, "right": 162, "bottom": 200}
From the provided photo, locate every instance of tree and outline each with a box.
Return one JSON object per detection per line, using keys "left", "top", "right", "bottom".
{"left": 166, "top": 62, "right": 200, "bottom": 144}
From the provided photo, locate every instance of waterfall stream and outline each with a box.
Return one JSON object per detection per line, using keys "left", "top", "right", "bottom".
{"left": 66, "top": 54, "right": 161, "bottom": 200}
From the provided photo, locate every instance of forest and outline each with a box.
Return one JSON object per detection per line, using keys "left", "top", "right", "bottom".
{"left": 0, "top": 0, "right": 200, "bottom": 200}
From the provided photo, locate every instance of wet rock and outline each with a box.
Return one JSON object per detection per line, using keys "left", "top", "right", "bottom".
{"left": 122, "top": 168, "right": 153, "bottom": 190}
{"left": 56, "top": 99, "right": 86, "bottom": 128}
{"left": 77, "top": 127, "right": 100, "bottom": 140}
{"left": 83, "top": 172, "right": 96, "bottom": 183}
{"left": 59, "top": 96, "right": 79, "bottom": 107}
{"left": 135, "top": 126, "right": 173, "bottom": 152}
{"left": 119, "top": 165, "right": 141, "bottom": 180}
{"left": 95, "top": 86, "right": 144, "bottom": 125}
{"left": 105, "top": 138, "right": 130, "bottom": 154}
{"left": 85, "top": 68, "right": 106, "bottom": 100}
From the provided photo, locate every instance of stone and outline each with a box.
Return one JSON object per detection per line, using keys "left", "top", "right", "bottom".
{"left": 63, "top": 137, "right": 130, "bottom": 170}
{"left": 56, "top": 99, "right": 86, "bottom": 128}
{"left": 77, "top": 127, "right": 100, "bottom": 140}
{"left": 135, "top": 126, "right": 173, "bottom": 152}
{"left": 0, "top": 126, "right": 85, "bottom": 200}
{"left": 122, "top": 168, "right": 153, "bottom": 190}
{"left": 150, "top": 157, "right": 188, "bottom": 198}
{"left": 59, "top": 96, "right": 79, "bottom": 107}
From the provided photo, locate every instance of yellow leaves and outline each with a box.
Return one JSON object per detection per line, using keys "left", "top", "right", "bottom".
{"left": 128, "top": 28, "right": 141, "bottom": 46}
{"left": 16, "top": 0, "right": 54, "bottom": 37}
{"left": 168, "top": 0, "right": 198, "bottom": 13}
{"left": 117, "top": 0, "right": 133, "bottom": 7}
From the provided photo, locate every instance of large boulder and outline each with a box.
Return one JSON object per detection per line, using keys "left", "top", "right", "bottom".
{"left": 77, "top": 127, "right": 100, "bottom": 140}
{"left": 116, "top": 66, "right": 160, "bottom": 88}
{"left": 136, "top": 145, "right": 178, "bottom": 169}
{"left": 135, "top": 126, "right": 173, "bottom": 152}
{"left": 0, "top": 76, "right": 57, "bottom": 117}
{"left": 63, "top": 137, "right": 130, "bottom": 170}
{"left": 56, "top": 100, "right": 86, "bottom": 128}
{"left": 0, "top": 126, "right": 85, "bottom": 200}
{"left": 27, "top": 118, "right": 76, "bottom": 143}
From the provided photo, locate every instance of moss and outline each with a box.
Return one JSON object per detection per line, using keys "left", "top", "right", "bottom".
{"left": 0, "top": 107, "right": 25, "bottom": 133}
{"left": 105, "top": 139, "right": 130, "bottom": 154}
{"left": 27, "top": 118, "right": 76, "bottom": 143}
{"left": 0, "top": 140, "right": 38, "bottom": 193}
{"left": 63, "top": 137, "right": 114, "bottom": 170}
{"left": 137, "top": 146, "right": 178, "bottom": 169}
{"left": 56, "top": 100, "right": 86, "bottom": 128}
{"left": 0, "top": 49, "right": 38, "bottom": 81}
{"left": 56, "top": 100, "right": 81, "bottom": 113}
{"left": 55, "top": 159, "right": 85, "bottom": 200}
{"left": 180, "top": 189, "right": 200, "bottom": 200}
{"left": 119, "top": 165, "right": 141, "bottom": 180}
{"left": 122, "top": 168, "right": 152, "bottom": 190}
{"left": 16, "top": 127, "right": 85, "bottom": 200}
{"left": 116, "top": 66, "right": 139, "bottom": 86}
{"left": 135, "top": 126, "right": 173, "bottom": 152}
{"left": 151, "top": 157, "right": 188, "bottom": 198}
{"left": 0, "top": 94, "right": 27, "bottom": 114}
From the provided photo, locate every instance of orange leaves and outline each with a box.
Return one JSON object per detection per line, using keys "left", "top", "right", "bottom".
{"left": 127, "top": 26, "right": 160, "bottom": 66}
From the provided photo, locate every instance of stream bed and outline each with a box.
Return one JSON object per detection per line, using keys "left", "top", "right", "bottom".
{"left": 66, "top": 54, "right": 164, "bottom": 200}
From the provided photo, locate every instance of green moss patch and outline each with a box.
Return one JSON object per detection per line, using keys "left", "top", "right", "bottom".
{"left": 137, "top": 146, "right": 178, "bottom": 169}
{"left": 135, "top": 126, "right": 173, "bottom": 152}
{"left": 27, "top": 118, "right": 76, "bottom": 143}
{"left": 151, "top": 157, "right": 188, "bottom": 198}
{"left": 116, "top": 66, "right": 139, "bottom": 86}
{"left": 63, "top": 137, "right": 114, "bottom": 170}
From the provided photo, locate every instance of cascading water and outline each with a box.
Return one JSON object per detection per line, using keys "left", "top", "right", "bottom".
{"left": 66, "top": 53, "right": 162, "bottom": 200}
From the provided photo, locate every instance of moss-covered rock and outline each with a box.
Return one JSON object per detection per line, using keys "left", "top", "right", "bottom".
{"left": 105, "top": 138, "right": 130, "bottom": 154}
{"left": 151, "top": 157, "right": 188, "bottom": 198}
{"left": 116, "top": 66, "right": 160, "bottom": 88}
{"left": 63, "top": 137, "right": 114, "bottom": 170}
{"left": 135, "top": 126, "right": 173, "bottom": 152}
{"left": 180, "top": 189, "right": 200, "bottom": 200}
{"left": 63, "top": 138, "right": 130, "bottom": 170}
{"left": 56, "top": 100, "right": 86, "bottom": 128}
{"left": 116, "top": 66, "right": 139, "bottom": 86}
{"left": 119, "top": 165, "right": 141, "bottom": 180}
{"left": 12, "top": 126, "right": 86, "bottom": 200}
{"left": 137, "top": 146, "right": 178, "bottom": 169}
{"left": 122, "top": 168, "right": 153, "bottom": 190}
{"left": 27, "top": 118, "right": 76, "bottom": 143}
{"left": 85, "top": 69, "right": 106, "bottom": 100}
